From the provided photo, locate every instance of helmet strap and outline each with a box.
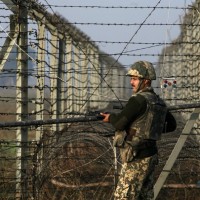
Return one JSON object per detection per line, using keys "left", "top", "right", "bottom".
{"left": 135, "top": 78, "right": 145, "bottom": 93}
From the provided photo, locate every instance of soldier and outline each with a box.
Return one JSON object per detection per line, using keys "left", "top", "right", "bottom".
{"left": 101, "top": 61, "right": 176, "bottom": 199}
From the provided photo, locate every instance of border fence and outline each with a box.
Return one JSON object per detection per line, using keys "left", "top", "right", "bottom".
{"left": 0, "top": 0, "right": 200, "bottom": 200}
{"left": 0, "top": 0, "right": 130, "bottom": 199}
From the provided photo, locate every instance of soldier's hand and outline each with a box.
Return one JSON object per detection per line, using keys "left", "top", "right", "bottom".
{"left": 100, "top": 113, "right": 110, "bottom": 122}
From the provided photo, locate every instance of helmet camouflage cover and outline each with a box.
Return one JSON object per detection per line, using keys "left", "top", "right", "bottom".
{"left": 126, "top": 61, "right": 156, "bottom": 80}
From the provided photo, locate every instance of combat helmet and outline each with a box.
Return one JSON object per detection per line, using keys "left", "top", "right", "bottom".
{"left": 126, "top": 61, "right": 156, "bottom": 80}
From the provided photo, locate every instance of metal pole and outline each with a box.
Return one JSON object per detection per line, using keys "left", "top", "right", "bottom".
{"left": 36, "top": 23, "right": 45, "bottom": 141}
{"left": 50, "top": 30, "right": 59, "bottom": 133}
{"left": 113, "top": 102, "right": 200, "bottom": 111}
{"left": 0, "top": 102, "right": 200, "bottom": 128}
{"left": 154, "top": 107, "right": 200, "bottom": 199}
{"left": 168, "top": 102, "right": 200, "bottom": 111}
{"left": 15, "top": 2, "right": 29, "bottom": 199}
{"left": 58, "top": 39, "right": 66, "bottom": 129}
{"left": 0, "top": 116, "right": 101, "bottom": 128}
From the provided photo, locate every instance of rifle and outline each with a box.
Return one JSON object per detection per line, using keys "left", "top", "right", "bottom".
{"left": 0, "top": 103, "right": 199, "bottom": 128}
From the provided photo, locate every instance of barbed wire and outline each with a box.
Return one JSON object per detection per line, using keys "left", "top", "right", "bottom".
{"left": 0, "top": 0, "right": 200, "bottom": 199}
{"left": 34, "top": 5, "right": 193, "bottom": 10}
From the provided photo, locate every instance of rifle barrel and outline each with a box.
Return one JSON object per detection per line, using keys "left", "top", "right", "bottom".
{"left": 0, "top": 103, "right": 200, "bottom": 128}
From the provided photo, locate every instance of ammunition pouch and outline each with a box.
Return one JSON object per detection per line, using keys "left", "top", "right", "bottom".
{"left": 113, "top": 131, "right": 127, "bottom": 147}
{"left": 120, "top": 140, "right": 157, "bottom": 163}
{"left": 125, "top": 128, "right": 136, "bottom": 142}
{"left": 120, "top": 142, "right": 137, "bottom": 163}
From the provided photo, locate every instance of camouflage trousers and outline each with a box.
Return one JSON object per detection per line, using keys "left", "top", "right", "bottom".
{"left": 114, "top": 154, "right": 158, "bottom": 200}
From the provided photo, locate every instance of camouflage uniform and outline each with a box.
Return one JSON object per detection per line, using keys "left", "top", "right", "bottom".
{"left": 113, "top": 86, "right": 165, "bottom": 199}
{"left": 114, "top": 154, "right": 158, "bottom": 199}
{"left": 109, "top": 61, "right": 172, "bottom": 200}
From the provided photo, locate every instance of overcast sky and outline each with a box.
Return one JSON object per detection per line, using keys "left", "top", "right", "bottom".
{"left": 39, "top": 1, "right": 195, "bottom": 66}
{"left": 0, "top": 0, "right": 196, "bottom": 67}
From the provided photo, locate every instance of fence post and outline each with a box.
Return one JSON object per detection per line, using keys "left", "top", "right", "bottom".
{"left": 36, "top": 23, "right": 45, "bottom": 141}
{"left": 50, "top": 31, "right": 59, "bottom": 133}
{"left": 66, "top": 36, "right": 73, "bottom": 115}
{"left": 15, "top": 2, "right": 29, "bottom": 199}
{"left": 80, "top": 43, "right": 88, "bottom": 113}
{"left": 58, "top": 39, "right": 66, "bottom": 129}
